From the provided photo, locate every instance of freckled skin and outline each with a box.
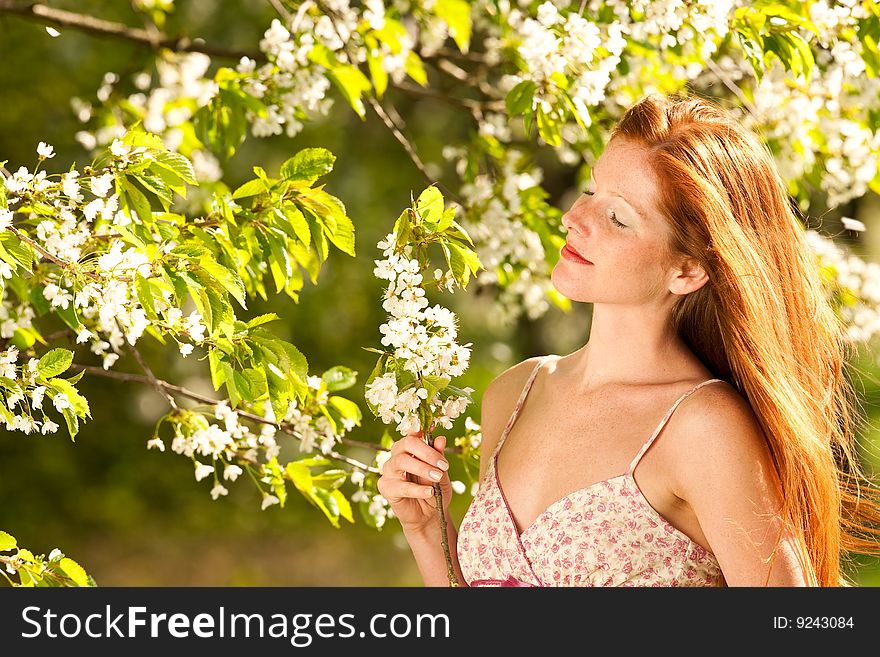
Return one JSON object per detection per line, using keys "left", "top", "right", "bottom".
{"left": 551, "top": 137, "right": 676, "bottom": 308}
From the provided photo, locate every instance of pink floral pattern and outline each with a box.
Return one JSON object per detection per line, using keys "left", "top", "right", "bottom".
{"left": 457, "top": 355, "right": 727, "bottom": 587}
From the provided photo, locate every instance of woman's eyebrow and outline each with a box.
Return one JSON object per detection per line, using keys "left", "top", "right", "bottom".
{"left": 591, "top": 166, "right": 647, "bottom": 221}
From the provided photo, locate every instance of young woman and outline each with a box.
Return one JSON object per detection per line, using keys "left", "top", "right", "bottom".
{"left": 377, "top": 92, "right": 880, "bottom": 586}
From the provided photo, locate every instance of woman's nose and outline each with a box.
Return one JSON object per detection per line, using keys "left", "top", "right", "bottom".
{"left": 562, "top": 208, "right": 584, "bottom": 236}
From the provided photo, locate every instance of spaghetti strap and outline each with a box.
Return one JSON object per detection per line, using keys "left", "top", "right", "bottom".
{"left": 492, "top": 355, "right": 555, "bottom": 457}
{"left": 625, "top": 378, "right": 726, "bottom": 477}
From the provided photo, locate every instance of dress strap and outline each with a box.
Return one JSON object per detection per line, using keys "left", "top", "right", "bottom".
{"left": 625, "top": 378, "right": 726, "bottom": 477}
{"left": 492, "top": 355, "right": 555, "bottom": 457}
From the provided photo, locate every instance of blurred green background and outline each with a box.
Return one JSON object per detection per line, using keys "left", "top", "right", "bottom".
{"left": 1, "top": 1, "right": 879, "bottom": 586}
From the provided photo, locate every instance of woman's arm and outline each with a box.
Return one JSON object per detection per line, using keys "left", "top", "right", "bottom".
{"left": 667, "top": 385, "right": 812, "bottom": 586}
{"left": 402, "top": 511, "right": 468, "bottom": 587}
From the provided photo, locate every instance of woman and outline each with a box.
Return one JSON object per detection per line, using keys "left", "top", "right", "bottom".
{"left": 377, "top": 92, "right": 880, "bottom": 586}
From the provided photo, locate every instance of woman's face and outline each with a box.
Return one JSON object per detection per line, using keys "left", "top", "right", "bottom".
{"left": 551, "top": 137, "right": 676, "bottom": 305}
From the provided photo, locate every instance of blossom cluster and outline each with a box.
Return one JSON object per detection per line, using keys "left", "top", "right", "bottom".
{"left": 803, "top": 229, "right": 880, "bottom": 345}
{"left": 149, "top": 373, "right": 360, "bottom": 509}
{"left": 284, "top": 375, "right": 357, "bottom": 455}
{"left": 443, "top": 146, "right": 556, "bottom": 328}
{"left": 72, "top": 52, "right": 222, "bottom": 184}
{"left": 149, "top": 399, "right": 278, "bottom": 504}
{"left": 2, "top": 143, "right": 210, "bottom": 365}
{"left": 366, "top": 232, "right": 474, "bottom": 436}
{"left": 0, "top": 346, "right": 63, "bottom": 436}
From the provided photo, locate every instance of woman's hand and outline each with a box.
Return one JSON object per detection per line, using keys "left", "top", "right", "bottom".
{"left": 377, "top": 431, "right": 452, "bottom": 535}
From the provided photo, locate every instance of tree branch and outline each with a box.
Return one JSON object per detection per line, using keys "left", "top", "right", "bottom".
{"left": 704, "top": 58, "right": 758, "bottom": 118}
{"left": 390, "top": 81, "right": 504, "bottom": 113}
{"left": 129, "top": 343, "right": 178, "bottom": 410}
{"left": 74, "top": 363, "right": 388, "bottom": 473}
{"left": 0, "top": 1, "right": 265, "bottom": 62}
{"left": 266, "top": 0, "right": 293, "bottom": 22}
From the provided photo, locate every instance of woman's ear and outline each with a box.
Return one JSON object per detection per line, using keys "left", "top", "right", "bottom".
{"left": 669, "top": 256, "right": 709, "bottom": 296}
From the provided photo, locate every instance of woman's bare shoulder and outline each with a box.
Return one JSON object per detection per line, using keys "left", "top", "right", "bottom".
{"left": 664, "top": 380, "right": 775, "bottom": 499}
{"left": 476, "top": 356, "right": 547, "bottom": 480}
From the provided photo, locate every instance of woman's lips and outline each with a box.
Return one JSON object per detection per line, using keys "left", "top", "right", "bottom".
{"left": 561, "top": 243, "right": 593, "bottom": 265}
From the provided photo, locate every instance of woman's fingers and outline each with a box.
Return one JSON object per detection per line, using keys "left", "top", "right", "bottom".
{"left": 396, "top": 432, "right": 450, "bottom": 469}
{"left": 378, "top": 476, "right": 435, "bottom": 502}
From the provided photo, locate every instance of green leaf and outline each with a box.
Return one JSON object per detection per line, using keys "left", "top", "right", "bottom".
{"left": 328, "top": 65, "right": 372, "bottom": 119}
{"left": 421, "top": 374, "right": 450, "bottom": 400}
{"left": 311, "top": 469, "right": 348, "bottom": 489}
{"left": 55, "top": 301, "right": 82, "bottom": 333}
{"left": 435, "top": 0, "right": 472, "bottom": 53}
{"left": 327, "top": 395, "right": 362, "bottom": 426}
{"left": 171, "top": 243, "right": 212, "bottom": 259}
{"left": 446, "top": 240, "right": 482, "bottom": 288}
{"left": 367, "top": 48, "right": 389, "bottom": 98}
{"left": 48, "top": 378, "right": 90, "bottom": 419}
{"left": 416, "top": 185, "right": 444, "bottom": 226}
{"left": 198, "top": 259, "right": 247, "bottom": 309}
{"left": 332, "top": 489, "right": 354, "bottom": 524}
{"left": 61, "top": 406, "right": 79, "bottom": 441}
{"left": 282, "top": 205, "right": 312, "bottom": 247}
{"left": 322, "top": 366, "right": 358, "bottom": 391}
{"left": 123, "top": 130, "right": 165, "bottom": 151}
{"left": 208, "top": 349, "right": 226, "bottom": 391}
{"left": 311, "top": 486, "right": 341, "bottom": 527}
{"left": 59, "top": 557, "right": 89, "bottom": 587}
{"left": 506, "top": 80, "right": 536, "bottom": 116}
{"left": 29, "top": 287, "right": 49, "bottom": 317}
{"left": 37, "top": 348, "right": 73, "bottom": 379}
{"left": 232, "top": 177, "right": 268, "bottom": 200}
{"left": 536, "top": 104, "right": 562, "bottom": 146}
{"left": 0, "top": 530, "right": 16, "bottom": 551}
{"left": 322, "top": 210, "right": 356, "bottom": 257}
{"left": 404, "top": 51, "right": 427, "bottom": 86}
{"left": 152, "top": 150, "right": 197, "bottom": 185}
{"left": 121, "top": 178, "right": 153, "bottom": 224}
{"left": 222, "top": 362, "right": 241, "bottom": 407}
{"left": 280, "top": 148, "right": 336, "bottom": 184}
{"left": 66, "top": 368, "right": 85, "bottom": 385}
{"left": 242, "top": 367, "right": 268, "bottom": 399}
{"left": 286, "top": 460, "right": 313, "bottom": 494}
{"left": 135, "top": 272, "right": 159, "bottom": 321}
{"left": 0, "top": 232, "right": 35, "bottom": 271}
{"left": 246, "top": 313, "right": 280, "bottom": 328}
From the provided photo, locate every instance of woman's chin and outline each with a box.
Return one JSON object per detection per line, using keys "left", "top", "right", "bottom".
{"left": 550, "top": 271, "right": 592, "bottom": 303}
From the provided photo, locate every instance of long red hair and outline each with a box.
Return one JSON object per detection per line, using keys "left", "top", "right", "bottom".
{"left": 611, "top": 91, "right": 880, "bottom": 586}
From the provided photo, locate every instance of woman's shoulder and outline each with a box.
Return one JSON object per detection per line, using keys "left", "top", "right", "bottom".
{"left": 663, "top": 379, "right": 774, "bottom": 499}
{"left": 476, "top": 356, "right": 550, "bottom": 477}
{"left": 481, "top": 355, "right": 548, "bottom": 417}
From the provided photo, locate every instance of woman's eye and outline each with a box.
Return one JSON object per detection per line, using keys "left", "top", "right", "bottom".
{"left": 582, "top": 192, "right": 626, "bottom": 229}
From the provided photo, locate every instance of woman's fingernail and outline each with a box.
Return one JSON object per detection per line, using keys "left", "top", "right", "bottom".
{"left": 437, "top": 459, "right": 449, "bottom": 470}
{"left": 429, "top": 470, "right": 442, "bottom": 481}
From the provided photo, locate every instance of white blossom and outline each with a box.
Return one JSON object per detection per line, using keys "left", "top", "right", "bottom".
{"left": 210, "top": 483, "right": 229, "bottom": 500}
{"left": 224, "top": 464, "right": 243, "bottom": 481}
{"left": 147, "top": 436, "right": 166, "bottom": 451}
{"left": 52, "top": 392, "right": 72, "bottom": 412}
{"left": 37, "top": 142, "right": 55, "bottom": 159}
{"left": 194, "top": 461, "right": 214, "bottom": 481}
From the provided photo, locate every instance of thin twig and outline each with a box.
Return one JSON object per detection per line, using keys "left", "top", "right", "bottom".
{"left": 0, "top": 1, "right": 265, "bottom": 62}
{"left": 75, "top": 363, "right": 386, "bottom": 473}
{"left": 8, "top": 225, "right": 123, "bottom": 283}
{"left": 267, "top": 0, "right": 293, "bottom": 22}
{"left": 129, "top": 343, "right": 178, "bottom": 410}
{"left": 705, "top": 58, "right": 758, "bottom": 118}
{"left": 391, "top": 81, "right": 503, "bottom": 113}
{"left": 367, "top": 95, "right": 462, "bottom": 205}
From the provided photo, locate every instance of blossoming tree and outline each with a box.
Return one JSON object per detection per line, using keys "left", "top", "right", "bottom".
{"left": 2, "top": 0, "right": 880, "bottom": 585}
